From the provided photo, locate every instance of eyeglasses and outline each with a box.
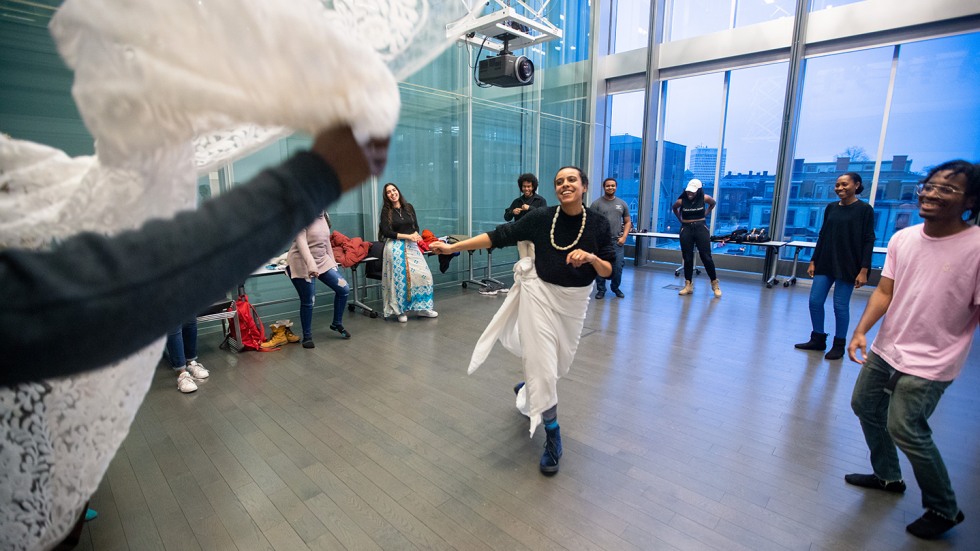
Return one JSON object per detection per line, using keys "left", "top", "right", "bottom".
{"left": 916, "top": 182, "right": 965, "bottom": 196}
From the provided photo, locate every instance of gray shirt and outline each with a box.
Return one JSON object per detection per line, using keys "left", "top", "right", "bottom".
{"left": 590, "top": 196, "right": 630, "bottom": 239}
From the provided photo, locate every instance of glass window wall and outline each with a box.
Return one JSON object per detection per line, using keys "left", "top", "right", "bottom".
{"left": 614, "top": 0, "right": 651, "bottom": 53}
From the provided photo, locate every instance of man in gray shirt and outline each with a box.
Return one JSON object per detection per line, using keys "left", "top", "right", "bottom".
{"left": 590, "top": 177, "right": 632, "bottom": 298}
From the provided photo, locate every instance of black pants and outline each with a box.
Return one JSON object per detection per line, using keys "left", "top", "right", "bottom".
{"left": 679, "top": 221, "right": 717, "bottom": 281}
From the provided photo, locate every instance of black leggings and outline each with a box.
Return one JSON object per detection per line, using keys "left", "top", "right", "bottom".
{"left": 679, "top": 221, "right": 717, "bottom": 281}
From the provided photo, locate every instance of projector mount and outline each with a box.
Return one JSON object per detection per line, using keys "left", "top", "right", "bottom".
{"left": 447, "top": 0, "right": 563, "bottom": 54}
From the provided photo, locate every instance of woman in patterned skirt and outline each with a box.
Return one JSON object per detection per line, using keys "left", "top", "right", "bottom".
{"left": 378, "top": 182, "right": 438, "bottom": 322}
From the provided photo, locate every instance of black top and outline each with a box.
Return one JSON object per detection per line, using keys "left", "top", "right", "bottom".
{"left": 504, "top": 194, "right": 548, "bottom": 222}
{"left": 488, "top": 205, "right": 616, "bottom": 287}
{"left": 1, "top": 152, "right": 341, "bottom": 386}
{"left": 378, "top": 204, "right": 419, "bottom": 240}
{"left": 679, "top": 193, "right": 706, "bottom": 221}
{"left": 811, "top": 200, "right": 876, "bottom": 281}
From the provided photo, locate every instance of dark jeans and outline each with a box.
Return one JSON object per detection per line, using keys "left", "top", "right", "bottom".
{"left": 851, "top": 351, "right": 958, "bottom": 517}
{"left": 289, "top": 267, "right": 349, "bottom": 339}
{"left": 679, "top": 221, "right": 717, "bottom": 281}
{"left": 165, "top": 320, "right": 198, "bottom": 369}
{"left": 594, "top": 243, "right": 625, "bottom": 293}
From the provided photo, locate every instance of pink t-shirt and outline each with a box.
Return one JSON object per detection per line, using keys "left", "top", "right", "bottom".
{"left": 871, "top": 224, "right": 980, "bottom": 381}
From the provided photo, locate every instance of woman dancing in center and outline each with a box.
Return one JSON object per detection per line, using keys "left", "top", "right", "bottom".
{"left": 431, "top": 166, "right": 614, "bottom": 475}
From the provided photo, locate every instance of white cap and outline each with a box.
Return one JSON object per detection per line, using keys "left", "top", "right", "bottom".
{"left": 685, "top": 179, "right": 703, "bottom": 193}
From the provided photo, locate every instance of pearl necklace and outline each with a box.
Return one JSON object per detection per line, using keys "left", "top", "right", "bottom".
{"left": 550, "top": 207, "right": 587, "bottom": 251}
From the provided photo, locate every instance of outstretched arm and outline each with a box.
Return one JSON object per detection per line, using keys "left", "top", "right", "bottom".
{"left": 430, "top": 234, "right": 493, "bottom": 254}
{"left": 1, "top": 127, "right": 388, "bottom": 386}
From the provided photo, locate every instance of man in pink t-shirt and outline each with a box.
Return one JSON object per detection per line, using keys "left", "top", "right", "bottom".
{"left": 846, "top": 160, "right": 980, "bottom": 540}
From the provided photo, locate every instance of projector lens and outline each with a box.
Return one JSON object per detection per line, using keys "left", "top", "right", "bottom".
{"left": 516, "top": 56, "right": 534, "bottom": 83}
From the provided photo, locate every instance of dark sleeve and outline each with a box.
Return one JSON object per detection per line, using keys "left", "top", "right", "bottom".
{"left": 860, "top": 203, "right": 876, "bottom": 269}
{"left": 378, "top": 208, "right": 396, "bottom": 239}
{"left": 488, "top": 206, "right": 548, "bottom": 248}
{"left": 811, "top": 203, "right": 833, "bottom": 264}
{"left": 504, "top": 198, "right": 521, "bottom": 221}
{"left": 0, "top": 151, "right": 341, "bottom": 386}
{"left": 531, "top": 195, "right": 548, "bottom": 209}
{"left": 594, "top": 214, "right": 616, "bottom": 262}
{"left": 408, "top": 204, "right": 420, "bottom": 234}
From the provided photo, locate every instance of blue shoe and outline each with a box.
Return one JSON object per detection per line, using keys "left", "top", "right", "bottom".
{"left": 513, "top": 381, "right": 525, "bottom": 395}
{"left": 539, "top": 425, "right": 562, "bottom": 475}
{"left": 84, "top": 508, "right": 98, "bottom": 522}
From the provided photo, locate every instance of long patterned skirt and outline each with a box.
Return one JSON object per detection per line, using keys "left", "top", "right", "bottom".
{"left": 382, "top": 239, "right": 435, "bottom": 317}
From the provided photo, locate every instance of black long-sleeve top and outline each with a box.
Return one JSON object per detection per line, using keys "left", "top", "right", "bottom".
{"left": 811, "top": 200, "right": 876, "bottom": 281}
{"left": 1, "top": 151, "right": 341, "bottom": 386}
{"left": 378, "top": 204, "right": 419, "bottom": 240}
{"left": 488, "top": 205, "right": 615, "bottom": 287}
{"left": 503, "top": 193, "right": 548, "bottom": 222}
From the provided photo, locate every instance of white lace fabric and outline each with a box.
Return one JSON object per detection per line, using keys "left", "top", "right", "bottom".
{"left": 0, "top": 0, "right": 476, "bottom": 549}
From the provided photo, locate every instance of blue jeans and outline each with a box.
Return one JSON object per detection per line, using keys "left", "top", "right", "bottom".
{"left": 808, "top": 274, "right": 854, "bottom": 339}
{"left": 289, "top": 267, "right": 349, "bottom": 339}
{"left": 851, "top": 351, "right": 957, "bottom": 517}
{"left": 165, "top": 320, "right": 198, "bottom": 369}
{"left": 595, "top": 243, "right": 625, "bottom": 293}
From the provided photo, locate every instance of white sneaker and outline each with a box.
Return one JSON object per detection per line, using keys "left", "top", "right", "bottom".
{"left": 416, "top": 309, "right": 439, "bottom": 318}
{"left": 397, "top": 314, "right": 408, "bottom": 323}
{"left": 479, "top": 287, "right": 498, "bottom": 296}
{"left": 185, "top": 360, "right": 209, "bottom": 379}
{"left": 177, "top": 371, "right": 198, "bottom": 393}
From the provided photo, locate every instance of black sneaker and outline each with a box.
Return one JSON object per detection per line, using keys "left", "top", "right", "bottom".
{"left": 595, "top": 291, "right": 605, "bottom": 299}
{"left": 302, "top": 338, "right": 315, "bottom": 349}
{"left": 844, "top": 473, "right": 906, "bottom": 493}
{"left": 613, "top": 290, "right": 625, "bottom": 298}
{"left": 330, "top": 324, "right": 351, "bottom": 339}
{"left": 906, "top": 510, "right": 964, "bottom": 540}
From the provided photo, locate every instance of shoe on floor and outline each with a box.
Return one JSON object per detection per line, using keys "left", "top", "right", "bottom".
{"left": 513, "top": 381, "right": 525, "bottom": 395}
{"left": 479, "top": 287, "right": 498, "bottom": 296}
{"left": 397, "top": 314, "right": 408, "bottom": 323}
{"left": 177, "top": 371, "right": 198, "bottom": 393}
{"left": 710, "top": 279, "right": 722, "bottom": 298}
{"left": 906, "top": 510, "right": 964, "bottom": 540}
{"left": 595, "top": 291, "right": 605, "bottom": 299}
{"left": 84, "top": 509, "right": 98, "bottom": 522}
{"left": 678, "top": 281, "right": 694, "bottom": 295}
{"left": 844, "top": 473, "right": 906, "bottom": 493}
{"left": 330, "top": 324, "right": 351, "bottom": 339}
{"left": 496, "top": 286, "right": 509, "bottom": 294}
{"left": 613, "top": 290, "right": 625, "bottom": 298}
{"left": 302, "top": 337, "right": 315, "bottom": 349}
{"left": 185, "top": 360, "right": 209, "bottom": 379}
{"left": 540, "top": 425, "right": 562, "bottom": 475}
{"left": 417, "top": 309, "right": 438, "bottom": 318}
{"left": 284, "top": 327, "right": 301, "bottom": 343}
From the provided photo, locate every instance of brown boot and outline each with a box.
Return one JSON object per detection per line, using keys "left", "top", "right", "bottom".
{"left": 678, "top": 280, "right": 694, "bottom": 295}
{"left": 261, "top": 324, "right": 289, "bottom": 349}
{"left": 710, "top": 279, "right": 722, "bottom": 298}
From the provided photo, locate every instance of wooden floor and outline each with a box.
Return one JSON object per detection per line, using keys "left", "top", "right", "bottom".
{"left": 79, "top": 265, "right": 980, "bottom": 550}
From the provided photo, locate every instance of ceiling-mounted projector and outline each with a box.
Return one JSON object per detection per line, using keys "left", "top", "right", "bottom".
{"left": 478, "top": 52, "right": 534, "bottom": 87}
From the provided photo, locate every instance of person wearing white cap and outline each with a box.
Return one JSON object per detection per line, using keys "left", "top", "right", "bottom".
{"left": 671, "top": 178, "right": 722, "bottom": 297}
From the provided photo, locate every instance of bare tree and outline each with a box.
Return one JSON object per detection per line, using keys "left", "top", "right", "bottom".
{"left": 836, "top": 146, "right": 870, "bottom": 162}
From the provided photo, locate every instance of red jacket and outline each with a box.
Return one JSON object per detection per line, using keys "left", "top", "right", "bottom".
{"left": 330, "top": 230, "right": 371, "bottom": 267}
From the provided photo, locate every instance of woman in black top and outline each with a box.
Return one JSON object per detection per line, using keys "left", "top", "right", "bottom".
{"left": 378, "top": 182, "right": 437, "bottom": 322}
{"left": 432, "top": 166, "right": 614, "bottom": 476}
{"left": 671, "top": 179, "right": 722, "bottom": 297}
{"left": 795, "top": 172, "right": 875, "bottom": 360}
{"left": 504, "top": 172, "right": 548, "bottom": 222}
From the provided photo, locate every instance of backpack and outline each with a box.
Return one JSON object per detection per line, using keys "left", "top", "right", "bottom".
{"left": 222, "top": 293, "right": 267, "bottom": 351}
